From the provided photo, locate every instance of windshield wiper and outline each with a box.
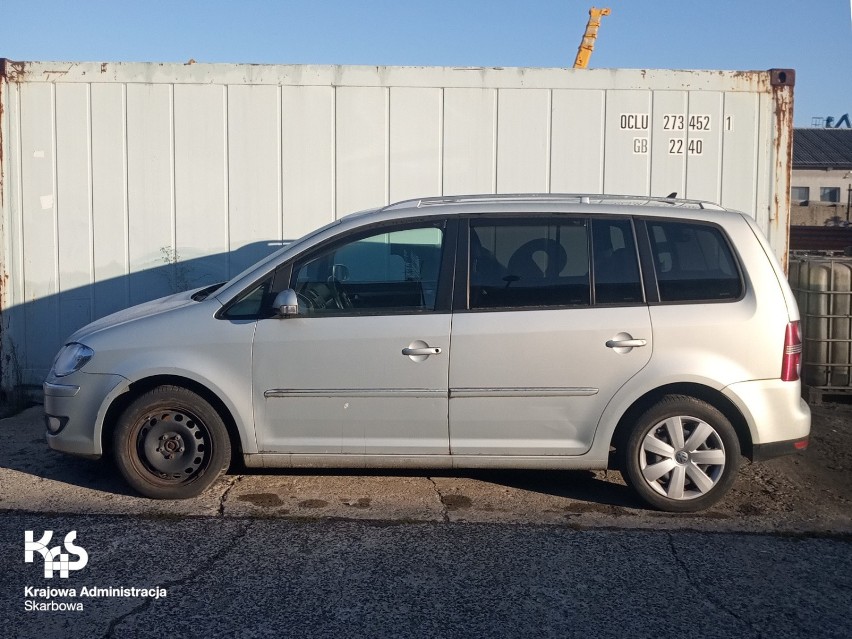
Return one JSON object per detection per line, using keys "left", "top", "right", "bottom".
{"left": 191, "top": 283, "right": 225, "bottom": 302}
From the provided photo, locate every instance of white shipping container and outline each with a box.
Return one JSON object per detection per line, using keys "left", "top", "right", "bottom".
{"left": 0, "top": 60, "right": 794, "bottom": 386}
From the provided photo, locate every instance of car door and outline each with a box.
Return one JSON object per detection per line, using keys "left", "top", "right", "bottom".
{"left": 449, "top": 216, "right": 652, "bottom": 456}
{"left": 252, "top": 219, "right": 455, "bottom": 455}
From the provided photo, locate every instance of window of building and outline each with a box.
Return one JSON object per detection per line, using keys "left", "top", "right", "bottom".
{"left": 648, "top": 221, "right": 742, "bottom": 302}
{"left": 790, "top": 186, "right": 809, "bottom": 206}
{"left": 821, "top": 187, "right": 841, "bottom": 203}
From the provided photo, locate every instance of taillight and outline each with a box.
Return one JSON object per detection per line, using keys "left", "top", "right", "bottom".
{"left": 781, "top": 321, "right": 802, "bottom": 382}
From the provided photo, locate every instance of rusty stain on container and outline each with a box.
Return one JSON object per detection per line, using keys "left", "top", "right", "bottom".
{"left": 0, "top": 59, "right": 27, "bottom": 83}
{"left": 41, "top": 67, "right": 71, "bottom": 81}
{"left": 770, "top": 69, "right": 795, "bottom": 273}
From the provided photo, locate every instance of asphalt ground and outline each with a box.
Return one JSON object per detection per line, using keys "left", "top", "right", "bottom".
{"left": 2, "top": 405, "right": 851, "bottom": 638}
{"left": 2, "top": 513, "right": 851, "bottom": 639}
{"left": 1, "top": 405, "right": 850, "bottom": 534}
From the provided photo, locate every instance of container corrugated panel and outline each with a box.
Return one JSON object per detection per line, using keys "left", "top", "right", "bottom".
{"left": 789, "top": 255, "right": 852, "bottom": 389}
{"left": 0, "top": 61, "right": 795, "bottom": 385}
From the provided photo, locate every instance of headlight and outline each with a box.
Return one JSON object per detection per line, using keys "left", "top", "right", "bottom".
{"left": 52, "top": 343, "right": 94, "bottom": 377}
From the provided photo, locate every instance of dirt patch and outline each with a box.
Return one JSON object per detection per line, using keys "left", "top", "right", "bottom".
{"left": 442, "top": 494, "right": 473, "bottom": 511}
{"left": 298, "top": 499, "right": 329, "bottom": 509}
{"left": 238, "top": 493, "right": 284, "bottom": 508}
{"left": 723, "top": 401, "right": 852, "bottom": 527}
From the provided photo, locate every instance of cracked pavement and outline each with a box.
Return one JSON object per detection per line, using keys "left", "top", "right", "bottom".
{"left": 3, "top": 512, "right": 851, "bottom": 639}
{"left": 2, "top": 405, "right": 852, "bottom": 638}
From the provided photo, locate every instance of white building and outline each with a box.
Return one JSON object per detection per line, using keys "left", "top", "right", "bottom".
{"left": 791, "top": 129, "right": 852, "bottom": 225}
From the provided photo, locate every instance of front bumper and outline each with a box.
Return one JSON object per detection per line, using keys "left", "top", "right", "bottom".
{"left": 44, "top": 373, "right": 128, "bottom": 458}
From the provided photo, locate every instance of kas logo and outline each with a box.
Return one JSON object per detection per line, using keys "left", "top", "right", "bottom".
{"left": 24, "top": 531, "right": 88, "bottom": 578}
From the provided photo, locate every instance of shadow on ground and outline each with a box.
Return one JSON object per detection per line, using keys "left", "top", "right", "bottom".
{"left": 1, "top": 405, "right": 638, "bottom": 509}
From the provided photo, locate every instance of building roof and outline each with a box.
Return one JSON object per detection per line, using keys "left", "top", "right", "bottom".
{"left": 793, "top": 129, "right": 852, "bottom": 170}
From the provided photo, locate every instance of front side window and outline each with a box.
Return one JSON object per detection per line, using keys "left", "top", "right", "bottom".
{"left": 648, "top": 220, "right": 742, "bottom": 302}
{"left": 469, "top": 219, "right": 590, "bottom": 309}
{"left": 291, "top": 225, "right": 444, "bottom": 315}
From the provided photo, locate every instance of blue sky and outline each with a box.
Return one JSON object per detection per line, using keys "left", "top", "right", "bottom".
{"left": 2, "top": 0, "right": 850, "bottom": 127}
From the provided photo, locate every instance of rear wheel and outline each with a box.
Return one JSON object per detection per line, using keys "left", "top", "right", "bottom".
{"left": 113, "top": 385, "right": 231, "bottom": 499}
{"left": 621, "top": 395, "right": 740, "bottom": 512}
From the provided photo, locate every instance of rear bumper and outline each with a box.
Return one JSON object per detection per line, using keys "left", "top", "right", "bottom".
{"left": 722, "top": 378, "right": 811, "bottom": 459}
{"left": 752, "top": 436, "right": 809, "bottom": 462}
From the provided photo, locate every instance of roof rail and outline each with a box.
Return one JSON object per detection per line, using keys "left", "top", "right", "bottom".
{"left": 382, "top": 193, "right": 725, "bottom": 211}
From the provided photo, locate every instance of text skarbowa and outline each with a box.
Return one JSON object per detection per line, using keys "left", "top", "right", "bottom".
{"left": 24, "top": 586, "right": 168, "bottom": 612}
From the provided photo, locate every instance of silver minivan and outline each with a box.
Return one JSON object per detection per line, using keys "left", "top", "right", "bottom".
{"left": 43, "top": 194, "right": 811, "bottom": 512}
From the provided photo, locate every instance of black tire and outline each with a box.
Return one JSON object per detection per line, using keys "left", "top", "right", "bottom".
{"left": 621, "top": 395, "right": 740, "bottom": 513}
{"left": 113, "top": 385, "right": 231, "bottom": 499}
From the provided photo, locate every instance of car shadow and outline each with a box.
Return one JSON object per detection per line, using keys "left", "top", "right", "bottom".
{"left": 0, "top": 406, "right": 135, "bottom": 497}
{"left": 241, "top": 465, "right": 640, "bottom": 510}
{"left": 2, "top": 406, "right": 643, "bottom": 509}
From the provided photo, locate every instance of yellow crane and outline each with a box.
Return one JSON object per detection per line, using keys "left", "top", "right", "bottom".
{"left": 573, "top": 7, "right": 611, "bottom": 69}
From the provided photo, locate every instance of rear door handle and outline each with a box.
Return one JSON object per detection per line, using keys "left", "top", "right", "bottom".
{"left": 606, "top": 339, "right": 647, "bottom": 348}
{"left": 402, "top": 347, "right": 442, "bottom": 356}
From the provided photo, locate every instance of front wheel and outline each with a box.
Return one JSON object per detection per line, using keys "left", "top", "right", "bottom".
{"left": 621, "top": 395, "right": 740, "bottom": 513}
{"left": 113, "top": 385, "right": 231, "bottom": 499}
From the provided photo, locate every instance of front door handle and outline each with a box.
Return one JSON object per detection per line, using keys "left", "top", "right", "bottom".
{"left": 402, "top": 340, "right": 443, "bottom": 362}
{"left": 402, "top": 347, "right": 442, "bottom": 356}
{"left": 605, "top": 339, "right": 647, "bottom": 348}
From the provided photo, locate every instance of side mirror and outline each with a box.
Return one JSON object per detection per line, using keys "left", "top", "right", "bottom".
{"left": 272, "top": 289, "right": 299, "bottom": 318}
{"left": 331, "top": 263, "right": 350, "bottom": 282}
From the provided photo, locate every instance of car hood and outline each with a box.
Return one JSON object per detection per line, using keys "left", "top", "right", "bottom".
{"left": 66, "top": 287, "right": 218, "bottom": 344}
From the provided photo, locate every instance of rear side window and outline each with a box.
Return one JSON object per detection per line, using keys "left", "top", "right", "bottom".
{"left": 647, "top": 221, "right": 742, "bottom": 302}
{"left": 469, "top": 219, "right": 590, "bottom": 309}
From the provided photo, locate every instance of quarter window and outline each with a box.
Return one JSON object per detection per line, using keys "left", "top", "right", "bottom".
{"left": 648, "top": 221, "right": 742, "bottom": 302}
{"left": 592, "top": 218, "right": 643, "bottom": 304}
{"left": 291, "top": 226, "right": 444, "bottom": 315}
{"left": 468, "top": 219, "right": 590, "bottom": 309}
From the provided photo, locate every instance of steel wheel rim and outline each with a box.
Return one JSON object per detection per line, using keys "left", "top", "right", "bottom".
{"left": 639, "top": 415, "right": 726, "bottom": 501}
{"left": 135, "top": 408, "right": 210, "bottom": 483}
